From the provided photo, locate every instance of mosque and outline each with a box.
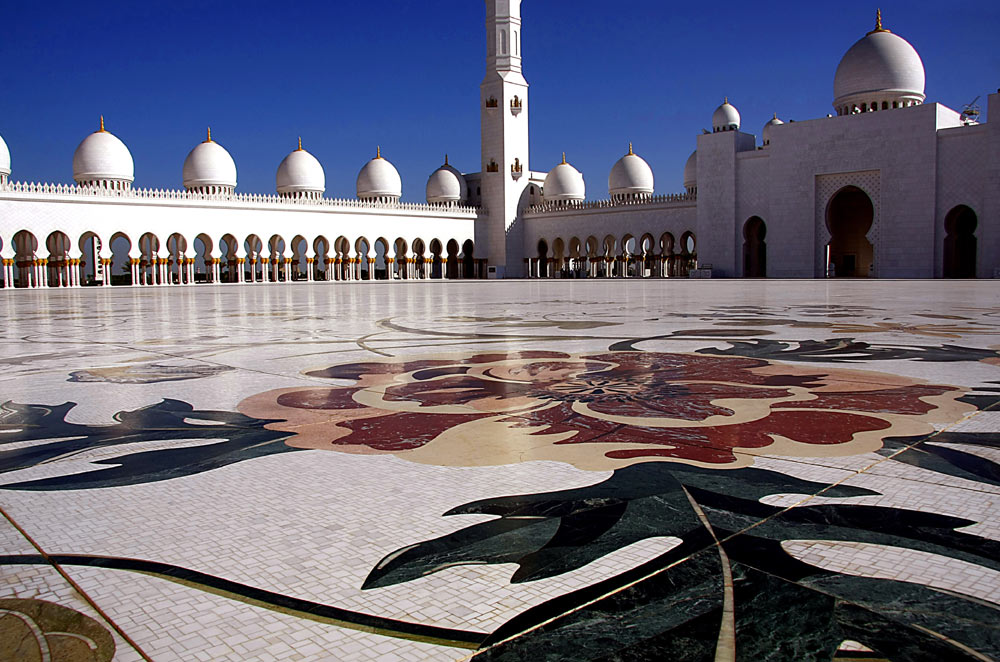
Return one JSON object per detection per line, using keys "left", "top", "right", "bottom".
{"left": 0, "top": 2, "right": 996, "bottom": 287}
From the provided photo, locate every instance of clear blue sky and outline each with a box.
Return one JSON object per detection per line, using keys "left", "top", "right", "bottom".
{"left": 1, "top": 1, "right": 997, "bottom": 200}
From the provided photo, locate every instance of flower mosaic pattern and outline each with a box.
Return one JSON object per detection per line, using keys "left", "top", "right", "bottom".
{"left": 239, "top": 351, "right": 971, "bottom": 469}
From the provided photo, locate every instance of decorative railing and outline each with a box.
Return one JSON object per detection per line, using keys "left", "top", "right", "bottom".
{"left": 525, "top": 192, "right": 696, "bottom": 215}
{"left": 0, "top": 180, "right": 482, "bottom": 214}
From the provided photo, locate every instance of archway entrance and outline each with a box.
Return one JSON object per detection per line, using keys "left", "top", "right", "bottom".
{"left": 826, "top": 187, "right": 873, "bottom": 278}
{"left": 943, "top": 205, "right": 977, "bottom": 278}
{"left": 743, "top": 217, "right": 766, "bottom": 277}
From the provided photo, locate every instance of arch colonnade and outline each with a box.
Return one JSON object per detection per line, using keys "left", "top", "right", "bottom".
{"left": 526, "top": 232, "right": 698, "bottom": 279}
{"left": 0, "top": 229, "right": 484, "bottom": 289}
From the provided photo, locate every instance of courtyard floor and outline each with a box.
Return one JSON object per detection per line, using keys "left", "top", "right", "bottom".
{"left": 0, "top": 279, "right": 998, "bottom": 661}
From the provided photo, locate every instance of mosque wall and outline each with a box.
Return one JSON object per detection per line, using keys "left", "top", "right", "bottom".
{"left": 733, "top": 104, "right": 972, "bottom": 278}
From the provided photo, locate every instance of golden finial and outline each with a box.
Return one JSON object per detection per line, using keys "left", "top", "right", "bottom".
{"left": 724, "top": 96, "right": 729, "bottom": 105}
{"left": 206, "top": 127, "right": 213, "bottom": 143}
{"left": 561, "top": 152, "right": 566, "bottom": 165}
{"left": 773, "top": 112, "right": 778, "bottom": 120}
{"left": 868, "top": 9, "right": 890, "bottom": 34}
{"left": 376, "top": 145, "right": 382, "bottom": 159}
{"left": 99, "top": 116, "right": 105, "bottom": 132}
{"left": 297, "top": 136, "right": 302, "bottom": 151}
{"left": 444, "top": 154, "right": 449, "bottom": 165}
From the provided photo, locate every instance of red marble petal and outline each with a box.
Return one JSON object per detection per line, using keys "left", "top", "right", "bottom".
{"left": 583, "top": 382, "right": 792, "bottom": 421}
{"left": 306, "top": 360, "right": 453, "bottom": 380}
{"left": 773, "top": 385, "right": 955, "bottom": 415}
{"left": 276, "top": 388, "right": 365, "bottom": 410}
{"left": 383, "top": 375, "right": 533, "bottom": 406}
{"left": 461, "top": 351, "right": 571, "bottom": 364}
{"left": 332, "top": 412, "right": 489, "bottom": 451}
{"left": 581, "top": 352, "right": 775, "bottom": 385}
{"left": 563, "top": 410, "right": 892, "bottom": 464}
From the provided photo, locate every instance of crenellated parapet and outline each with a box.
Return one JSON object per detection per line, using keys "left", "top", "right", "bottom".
{"left": 0, "top": 180, "right": 483, "bottom": 214}
{"left": 525, "top": 192, "right": 696, "bottom": 216}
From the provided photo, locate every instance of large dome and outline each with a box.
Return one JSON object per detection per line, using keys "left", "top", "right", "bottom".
{"left": 425, "top": 156, "right": 466, "bottom": 205}
{"left": 543, "top": 155, "right": 585, "bottom": 202}
{"left": 0, "top": 132, "right": 9, "bottom": 179}
{"left": 72, "top": 118, "right": 134, "bottom": 185}
{"left": 833, "top": 12, "right": 925, "bottom": 113}
{"left": 183, "top": 129, "right": 237, "bottom": 192}
{"left": 683, "top": 150, "right": 697, "bottom": 192}
{"left": 357, "top": 147, "right": 402, "bottom": 201}
{"left": 608, "top": 144, "right": 654, "bottom": 199}
{"left": 712, "top": 99, "right": 740, "bottom": 132}
{"left": 276, "top": 139, "right": 325, "bottom": 198}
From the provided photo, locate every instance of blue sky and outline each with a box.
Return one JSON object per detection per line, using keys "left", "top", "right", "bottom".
{"left": 1, "top": 1, "right": 997, "bottom": 200}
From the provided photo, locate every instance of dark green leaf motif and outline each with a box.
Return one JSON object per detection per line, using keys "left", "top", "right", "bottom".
{"left": 367, "top": 450, "right": 1000, "bottom": 661}
{"left": 0, "top": 399, "right": 296, "bottom": 490}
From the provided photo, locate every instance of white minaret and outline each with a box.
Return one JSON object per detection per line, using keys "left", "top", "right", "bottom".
{"left": 481, "top": 0, "right": 530, "bottom": 277}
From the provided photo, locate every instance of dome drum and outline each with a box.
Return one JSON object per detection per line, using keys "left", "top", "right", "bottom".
{"left": 0, "top": 132, "right": 10, "bottom": 185}
{"left": 72, "top": 119, "right": 135, "bottom": 190}
{"left": 683, "top": 151, "right": 697, "bottom": 194}
{"left": 276, "top": 140, "right": 325, "bottom": 201}
{"left": 426, "top": 157, "right": 467, "bottom": 206}
{"left": 608, "top": 145, "right": 654, "bottom": 201}
{"left": 357, "top": 147, "right": 402, "bottom": 203}
{"left": 183, "top": 130, "right": 238, "bottom": 195}
{"left": 542, "top": 155, "right": 585, "bottom": 204}
{"left": 712, "top": 99, "right": 741, "bottom": 133}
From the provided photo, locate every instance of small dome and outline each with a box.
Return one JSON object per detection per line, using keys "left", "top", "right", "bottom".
{"left": 276, "top": 139, "right": 325, "bottom": 196}
{"left": 426, "top": 156, "right": 466, "bottom": 204}
{"left": 833, "top": 12, "right": 925, "bottom": 111}
{"left": 712, "top": 98, "right": 741, "bottom": 132}
{"left": 0, "top": 132, "right": 10, "bottom": 177}
{"left": 356, "top": 147, "right": 402, "bottom": 200}
{"left": 683, "top": 150, "right": 697, "bottom": 191}
{"left": 183, "top": 129, "right": 237, "bottom": 191}
{"left": 762, "top": 114, "right": 784, "bottom": 146}
{"left": 72, "top": 118, "right": 134, "bottom": 184}
{"left": 543, "top": 154, "right": 585, "bottom": 202}
{"left": 608, "top": 144, "right": 654, "bottom": 199}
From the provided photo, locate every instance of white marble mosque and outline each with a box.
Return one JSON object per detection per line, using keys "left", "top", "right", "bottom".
{"left": 0, "top": 3, "right": 996, "bottom": 288}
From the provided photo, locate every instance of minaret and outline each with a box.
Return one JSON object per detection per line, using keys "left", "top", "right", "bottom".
{"left": 481, "top": 0, "right": 529, "bottom": 277}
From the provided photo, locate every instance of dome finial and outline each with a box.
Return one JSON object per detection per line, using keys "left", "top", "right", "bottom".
{"left": 773, "top": 112, "right": 778, "bottom": 120}
{"left": 724, "top": 96, "right": 729, "bottom": 105}
{"left": 561, "top": 152, "right": 566, "bottom": 165}
{"left": 206, "top": 127, "right": 212, "bottom": 143}
{"left": 99, "top": 115, "right": 105, "bottom": 133}
{"left": 444, "top": 153, "right": 449, "bottom": 165}
{"left": 867, "top": 8, "right": 890, "bottom": 34}
{"left": 297, "top": 136, "right": 302, "bottom": 151}
{"left": 628, "top": 142, "right": 633, "bottom": 156}
{"left": 376, "top": 145, "right": 382, "bottom": 159}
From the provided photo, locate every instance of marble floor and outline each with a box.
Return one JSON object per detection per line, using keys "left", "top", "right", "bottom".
{"left": 0, "top": 279, "right": 998, "bottom": 661}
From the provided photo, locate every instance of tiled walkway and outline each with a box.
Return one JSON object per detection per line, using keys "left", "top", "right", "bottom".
{"left": 0, "top": 280, "right": 998, "bottom": 661}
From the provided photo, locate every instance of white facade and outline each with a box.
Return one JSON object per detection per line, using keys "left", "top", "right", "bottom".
{"left": 0, "top": 6, "right": 995, "bottom": 288}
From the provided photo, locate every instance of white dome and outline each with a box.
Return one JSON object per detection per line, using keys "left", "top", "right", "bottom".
{"left": 608, "top": 145, "right": 654, "bottom": 198}
{"left": 72, "top": 120, "right": 134, "bottom": 184}
{"left": 276, "top": 141, "right": 325, "bottom": 195}
{"left": 762, "top": 114, "right": 784, "bottom": 146}
{"left": 183, "top": 131, "right": 237, "bottom": 190}
{"left": 712, "top": 99, "right": 741, "bottom": 132}
{"left": 833, "top": 14, "right": 925, "bottom": 111}
{"left": 0, "top": 132, "right": 9, "bottom": 177}
{"left": 356, "top": 148, "right": 402, "bottom": 200}
{"left": 425, "top": 157, "right": 466, "bottom": 204}
{"left": 683, "top": 150, "right": 697, "bottom": 191}
{"left": 543, "top": 156, "right": 585, "bottom": 202}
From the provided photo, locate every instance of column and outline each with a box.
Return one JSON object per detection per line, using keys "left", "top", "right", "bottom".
{"left": 306, "top": 258, "right": 314, "bottom": 282}
{"left": 40, "top": 259, "right": 49, "bottom": 287}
